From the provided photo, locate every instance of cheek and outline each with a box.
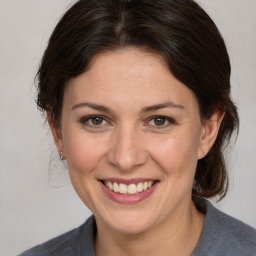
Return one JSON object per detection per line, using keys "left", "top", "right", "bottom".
{"left": 151, "top": 135, "right": 200, "bottom": 200}
{"left": 149, "top": 131, "right": 200, "bottom": 176}
{"left": 63, "top": 129, "right": 107, "bottom": 176}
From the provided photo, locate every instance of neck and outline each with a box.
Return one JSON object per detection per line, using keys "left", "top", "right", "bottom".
{"left": 95, "top": 199, "right": 205, "bottom": 256}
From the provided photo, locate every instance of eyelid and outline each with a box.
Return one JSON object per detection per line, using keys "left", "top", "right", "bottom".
{"left": 80, "top": 115, "right": 111, "bottom": 126}
{"left": 145, "top": 115, "right": 177, "bottom": 128}
{"left": 79, "top": 114, "right": 177, "bottom": 130}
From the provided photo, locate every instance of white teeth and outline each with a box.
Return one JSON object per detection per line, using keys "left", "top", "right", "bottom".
{"left": 148, "top": 181, "right": 153, "bottom": 188}
{"left": 106, "top": 181, "right": 113, "bottom": 190}
{"left": 119, "top": 183, "right": 127, "bottom": 194}
{"left": 113, "top": 182, "right": 119, "bottom": 192}
{"left": 137, "top": 182, "right": 144, "bottom": 193}
{"left": 128, "top": 184, "right": 137, "bottom": 195}
{"left": 104, "top": 181, "right": 155, "bottom": 195}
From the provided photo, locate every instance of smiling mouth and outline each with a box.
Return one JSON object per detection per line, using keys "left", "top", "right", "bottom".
{"left": 101, "top": 180, "right": 159, "bottom": 195}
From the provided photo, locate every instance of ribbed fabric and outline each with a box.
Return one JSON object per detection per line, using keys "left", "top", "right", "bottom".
{"left": 19, "top": 199, "right": 256, "bottom": 256}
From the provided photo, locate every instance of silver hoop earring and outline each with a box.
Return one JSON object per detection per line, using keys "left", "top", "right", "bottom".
{"left": 60, "top": 152, "right": 63, "bottom": 160}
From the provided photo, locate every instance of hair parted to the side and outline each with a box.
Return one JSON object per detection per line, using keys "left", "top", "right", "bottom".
{"left": 36, "top": 0, "right": 239, "bottom": 201}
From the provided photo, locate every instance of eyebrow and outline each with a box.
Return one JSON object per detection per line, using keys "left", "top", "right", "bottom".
{"left": 71, "top": 101, "right": 184, "bottom": 113}
{"left": 71, "top": 102, "right": 114, "bottom": 114}
{"left": 140, "top": 101, "right": 185, "bottom": 113}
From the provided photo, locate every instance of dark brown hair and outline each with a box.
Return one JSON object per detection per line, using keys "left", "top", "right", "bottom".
{"left": 36, "top": 0, "right": 239, "bottom": 200}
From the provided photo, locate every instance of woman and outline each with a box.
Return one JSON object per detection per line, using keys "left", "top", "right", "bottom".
{"left": 20, "top": 0, "right": 256, "bottom": 255}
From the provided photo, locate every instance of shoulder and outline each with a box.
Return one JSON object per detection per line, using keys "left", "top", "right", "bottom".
{"left": 213, "top": 203, "right": 256, "bottom": 253}
{"left": 18, "top": 216, "right": 96, "bottom": 256}
{"left": 193, "top": 199, "right": 256, "bottom": 256}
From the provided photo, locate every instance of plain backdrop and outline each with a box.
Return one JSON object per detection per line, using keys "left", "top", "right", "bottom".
{"left": 0, "top": 0, "right": 255, "bottom": 255}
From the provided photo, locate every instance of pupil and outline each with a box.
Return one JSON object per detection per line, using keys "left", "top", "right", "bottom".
{"left": 154, "top": 117, "right": 165, "bottom": 125}
{"left": 92, "top": 117, "right": 103, "bottom": 125}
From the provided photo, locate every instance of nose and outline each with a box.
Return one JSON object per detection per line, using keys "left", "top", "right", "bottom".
{"left": 106, "top": 126, "right": 149, "bottom": 172}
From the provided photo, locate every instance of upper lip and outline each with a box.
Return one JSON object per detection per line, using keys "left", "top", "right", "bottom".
{"left": 99, "top": 178, "right": 159, "bottom": 185}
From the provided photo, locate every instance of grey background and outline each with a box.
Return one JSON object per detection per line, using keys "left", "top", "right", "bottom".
{"left": 0, "top": 0, "right": 255, "bottom": 255}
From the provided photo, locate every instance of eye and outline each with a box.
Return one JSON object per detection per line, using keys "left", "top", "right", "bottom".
{"left": 80, "top": 115, "right": 109, "bottom": 127}
{"left": 90, "top": 116, "right": 105, "bottom": 125}
{"left": 152, "top": 117, "right": 166, "bottom": 126}
{"left": 147, "top": 116, "right": 176, "bottom": 128}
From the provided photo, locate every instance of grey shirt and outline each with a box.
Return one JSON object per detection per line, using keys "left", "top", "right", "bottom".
{"left": 19, "top": 200, "right": 256, "bottom": 256}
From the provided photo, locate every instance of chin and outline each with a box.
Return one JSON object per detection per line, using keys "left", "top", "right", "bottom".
{"left": 97, "top": 208, "right": 159, "bottom": 235}
{"left": 111, "top": 220, "right": 154, "bottom": 235}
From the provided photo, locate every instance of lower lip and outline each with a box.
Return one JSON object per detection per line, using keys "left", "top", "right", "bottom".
{"left": 99, "top": 181, "right": 159, "bottom": 204}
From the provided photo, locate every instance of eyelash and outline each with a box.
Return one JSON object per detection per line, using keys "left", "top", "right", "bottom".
{"left": 80, "top": 115, "right": 177, "bottom": 129}
{"left": 146, "top": 115, "right": 177, "bottom": 129}
{"left": 80, "top": 115, "right": 110, "bottom": 128}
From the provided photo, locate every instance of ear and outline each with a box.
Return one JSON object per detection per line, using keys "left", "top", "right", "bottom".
{"left": 198, "top": 110, "right": 225, "bottom": 159}
{"left": 47, "top": 111, "right": 65, "bottom": 159}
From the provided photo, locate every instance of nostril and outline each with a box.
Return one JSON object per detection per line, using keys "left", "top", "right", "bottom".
{"left": 106, "top": 146, "right": 149, "bottom": 171}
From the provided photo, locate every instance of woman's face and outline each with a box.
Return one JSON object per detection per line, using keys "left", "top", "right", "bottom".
{"left": 50, "top": 48, "right": 219, "bottom": 234}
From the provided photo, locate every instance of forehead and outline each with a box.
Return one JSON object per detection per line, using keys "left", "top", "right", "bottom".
{"left": 89, "top": 47, "right": 170, "bottom": 72}
{"left": 65, "top": 47, "right": 198, "bottom": 113}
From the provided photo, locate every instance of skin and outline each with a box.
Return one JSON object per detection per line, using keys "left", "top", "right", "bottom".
{"left": 48, "top": 47, "right": 224, "bottom": 256}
